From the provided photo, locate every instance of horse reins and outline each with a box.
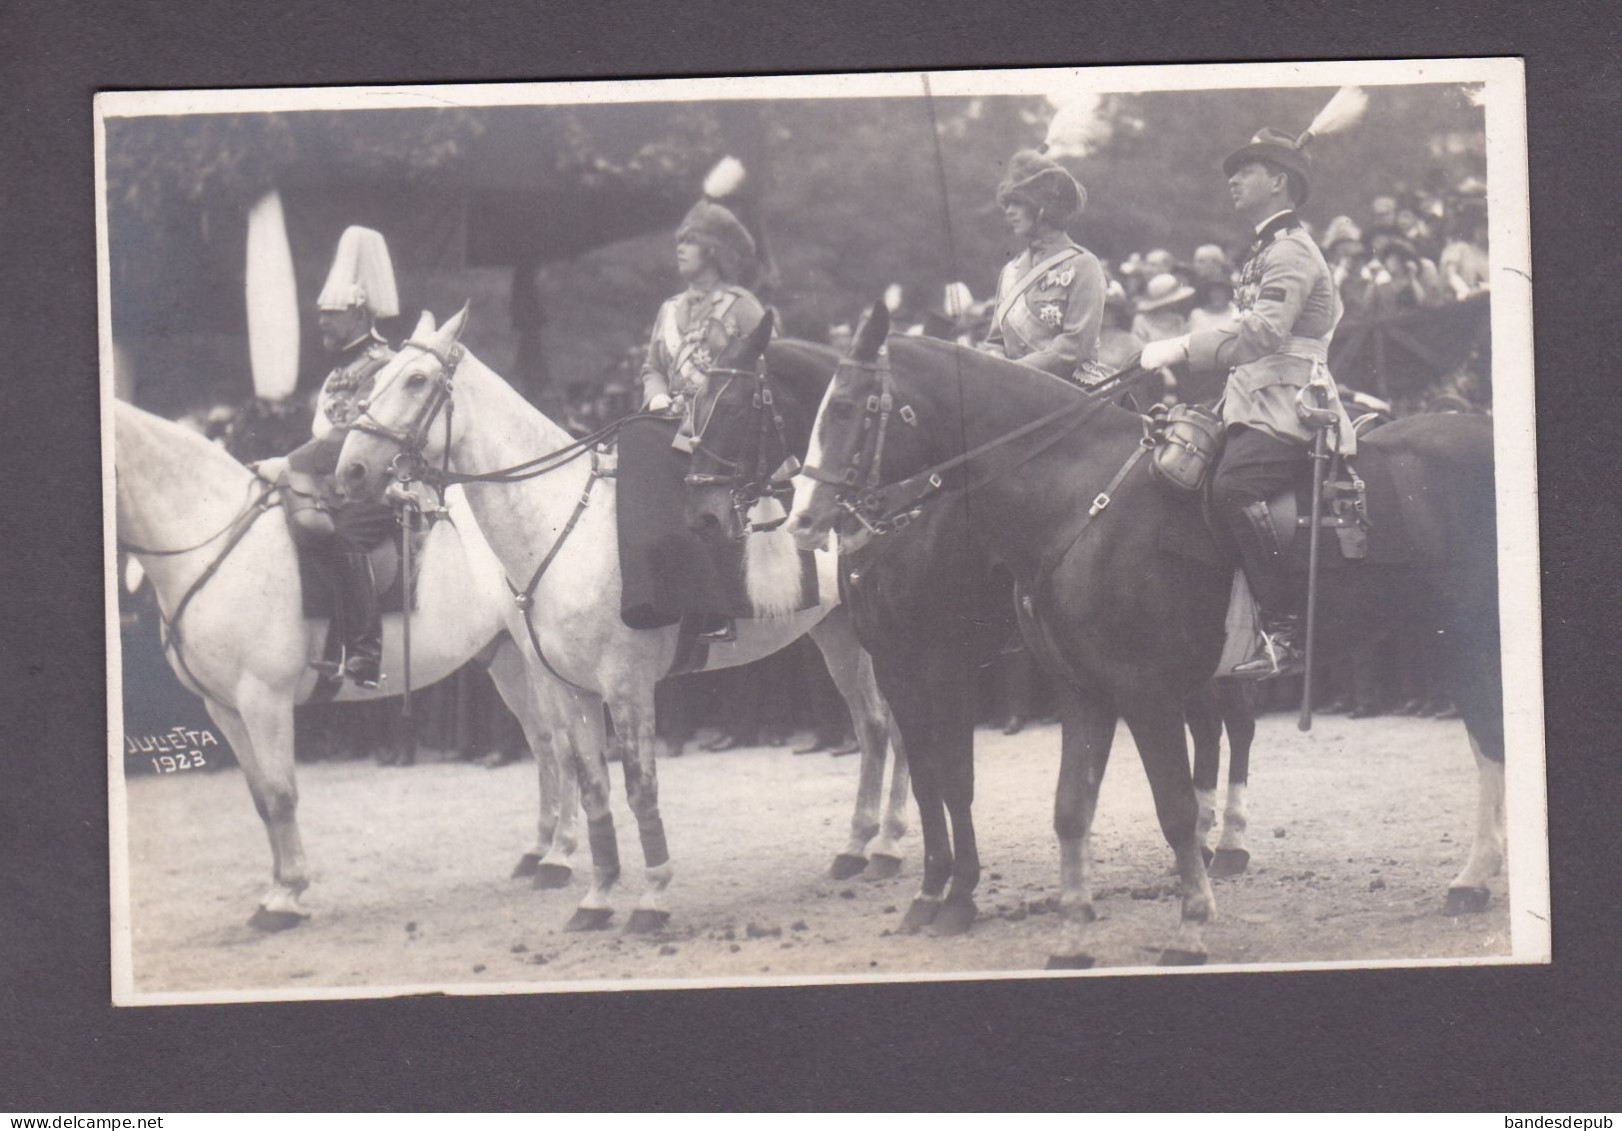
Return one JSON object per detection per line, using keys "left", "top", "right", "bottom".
{"left": 121, "top": 478, "right": 282, "bottom": 703}
{"left": 683, "top": 364, "right": 797, "bottom": 536}
{"left": 802, "top": 349, "right": 1153, "bottom": 535}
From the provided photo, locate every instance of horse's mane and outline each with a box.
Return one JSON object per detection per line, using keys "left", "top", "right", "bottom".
{"left": 114, "top": 399, "right": 254, "bottom": 481}
{"left": 763, "top": 338, "right": 842, "bottom": 443}
{"left": 885, "top": 335, "right": 1091, "bottom": 399}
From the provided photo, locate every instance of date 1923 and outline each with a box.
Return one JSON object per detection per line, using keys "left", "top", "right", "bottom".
{"left": 149, "top": 750, "right": 208, "bottom": 774}
{"left": 127, "top": 727, "right": 219, "bottom": 775}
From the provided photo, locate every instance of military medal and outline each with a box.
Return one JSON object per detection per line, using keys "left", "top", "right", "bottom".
{"left": 1036, "top": 301, "right": 1063, "bottom": 327}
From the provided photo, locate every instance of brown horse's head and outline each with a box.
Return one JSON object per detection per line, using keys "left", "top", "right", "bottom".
{"left": 683, "top": 311, "right": 787, "bottom": 543}
{"left": 789, "top": 300, "right": 930, "bottom": 552}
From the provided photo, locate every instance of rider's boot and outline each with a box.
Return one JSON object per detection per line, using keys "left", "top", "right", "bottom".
{"left": 338, "top": 551, "right": 384, "bottom": 689}
{"left": 1228, "top": 500, "right": 1305, "bottom": 679}
{"left": 697, "top": 614, "right": 735, "bottom": 644}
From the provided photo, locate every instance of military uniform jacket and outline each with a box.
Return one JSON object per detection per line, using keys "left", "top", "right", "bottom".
{"left": 640, "top": 283, "right": 767, "bottom": 405}
{"left": 313, "top": 334, "right": 395, "bottom": 438}
{"left": 983, "top": 233, "right": 1106, "bottom": 378}
{"left": 1186, "top": 211, "right": 1352, "bottom": 448}
{"left": 286, "top": 334, "right": 395, "bottom": 500}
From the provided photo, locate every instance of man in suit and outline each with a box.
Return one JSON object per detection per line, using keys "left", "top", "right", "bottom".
{"left": 1140, "top": 128, "right": 1354, "bottom": 678}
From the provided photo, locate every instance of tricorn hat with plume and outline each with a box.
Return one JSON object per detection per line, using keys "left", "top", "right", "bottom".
{"left": 1222, "top": 86, "right": 1369, "bottom": 206}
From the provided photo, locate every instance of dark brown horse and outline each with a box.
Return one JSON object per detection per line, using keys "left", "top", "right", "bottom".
{"left": 788, "top": 303, "right": 1504, "bottom": 967}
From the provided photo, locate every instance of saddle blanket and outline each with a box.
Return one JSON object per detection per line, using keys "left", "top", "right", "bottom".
{"left": 614, "top": 416, "right": 817, "bottom": 630}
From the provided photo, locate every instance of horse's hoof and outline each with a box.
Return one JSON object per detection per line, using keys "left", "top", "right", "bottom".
{"left": 1209, "top": 848, "right": 1251, "bottom": 878}
{"left": 1443, "top": 886, "right": 1491, "bottom": 915}
{"left": 829, "top": 853, "right": 869, "bottom": 881}
{"left": 930, "top": 898, "right": 977, "bottom": 937}
{"left": 625, "top": 908, "right": 671, "bottom": 934}
{"left": 1200, "top": 845, "right": 1214, "bottom": 868}
{"left": 512, "top": 854, "right": 542, "bottom": 879}
{"left": 564, "top": 907, "right": 615, "bottom": 932}
{"left": 248, "top": 907, "right": 308, "bottom": 932}
{"left": 1045, "top": 953, "right": 1096, "bottom": 970}
{"left": 899, "top": 898, "right": 941, "bottom": 934}
{"left": 865, "top": 854, "right": 902, "bottom": 881}
{"left": 1158, "top": 948, "right": 1208, "bottom": 967}
{"left": 533, "top": 863, "right": 574, "bottom": 890}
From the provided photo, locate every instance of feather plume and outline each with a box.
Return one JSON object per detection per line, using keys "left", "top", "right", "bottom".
{"left": 703, "top": 155, "right": 747, "bottom": 200}
{"left": 1298, "top": 86, "right": 1368, "bottom": 146}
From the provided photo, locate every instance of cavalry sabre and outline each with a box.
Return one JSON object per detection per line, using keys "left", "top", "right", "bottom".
{"left": 1297, "top": 381, "right": 1340, "bottom": 732}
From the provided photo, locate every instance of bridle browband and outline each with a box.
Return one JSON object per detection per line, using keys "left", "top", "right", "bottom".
{"left": 801, "top": 347, "right": 1151, "bottom": 536}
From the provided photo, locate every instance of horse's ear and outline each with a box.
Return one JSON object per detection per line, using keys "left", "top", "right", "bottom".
{"left": 411, "top": 310, "right": 436, "bottom": 339}
{"left": 438, "top": 302, "right": 471, "bottom": 347}
{"left": 743, "top": 310, "right": 774, "bottom": 360}
{"left": 853, "top": 300, "right": 889, "bottom": 359}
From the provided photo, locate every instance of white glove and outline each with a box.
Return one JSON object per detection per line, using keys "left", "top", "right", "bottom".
{"left": 1139, "top": 335, "right": 1190, "bottom": 371}
{"left": 647, "top": 393, "right": 673, "bottom": 413}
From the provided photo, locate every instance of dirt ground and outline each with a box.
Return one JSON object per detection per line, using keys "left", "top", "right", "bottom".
{"left": 121, "top": 711, "right": 1512, "bottom": 999}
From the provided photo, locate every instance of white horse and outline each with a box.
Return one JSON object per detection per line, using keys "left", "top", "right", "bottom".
{"left": 113, "top": 397, "right": 569, "bottom": 928}
{"left": 336, "top": 307, "right": 906, "bottom": 933}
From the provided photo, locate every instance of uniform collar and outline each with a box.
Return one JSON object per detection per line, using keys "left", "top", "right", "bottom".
{"left": 683, "top": 279, "right": 726, "bottom": 304}
{"left": 1026, "top": 229, "right": 1074, "bottom": 259}
{"left": 1253, "top": 210, "right": 1300, "bottom": 244}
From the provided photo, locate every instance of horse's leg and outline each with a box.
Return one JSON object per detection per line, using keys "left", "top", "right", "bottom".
{"left": 1441, "top": 624, "right": 1505, "bottom": 914}
{"left": 563, "top": 692, "right": 620, "bottom": 931}
{"left": 1122, "top": 699, "right": 1215, "bottom": 965}
{"left": 1212, "top": 680, "right": 1256, "bottom": 878}
{"left": 873, "top": 645, "right": 953, "bottom": 934}
{"left": 879, "top": 708, "right": 912, "bottom": 874}
{"left": 808, "top": 610, "right": 901, "bottom": 880}
{"left": 1047, "top": 689, "right": 1118, "bottom": 969}
{"left": 933, "top": 648, "right": 982, "bottom": 936}
{"left": 206, "top": 690, "right": 308, "bottom": 931}
{"left": 606, "top": 692, "right": 674, "bottom": 934}
{"left": 487, "top": 637, "right": 577, "bottom": 887}
{"left": 1185, "top": 682, "right": 1222, "bottom": 866}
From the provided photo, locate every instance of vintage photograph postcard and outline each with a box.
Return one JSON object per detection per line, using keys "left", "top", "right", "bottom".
{"left": 100, "top": 57, "right": 1546, "bottom": 1006}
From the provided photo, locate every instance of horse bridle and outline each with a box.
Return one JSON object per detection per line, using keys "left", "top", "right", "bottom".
{"left": 801, "top": 348, "right": 1152, "bottom": 537}
{"left": 684, "top": 363, "right": 800, "bottom": 535}
{"left": 800, "top": 349, "right": 925, "bottom": 536}
{"left": 346, "top": 337, "right": 467, "bottom": 489}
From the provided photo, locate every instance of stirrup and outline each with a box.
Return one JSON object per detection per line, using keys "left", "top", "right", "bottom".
{"left": 697, "top": 617, "right": 736, "bottom": 644}
{"left": 1232, "top": 627, "right": 1304, "bottom": 680}
{"left": 344, "top": 652, "right": 383, "bottom": 690}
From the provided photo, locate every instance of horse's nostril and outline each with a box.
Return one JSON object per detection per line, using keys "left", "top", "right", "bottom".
{"left": 344, "top": 462, "right": 367, "bottom": 482}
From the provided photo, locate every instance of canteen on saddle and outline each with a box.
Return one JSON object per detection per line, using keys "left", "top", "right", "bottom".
{"left": 1149, "top": 402, "right": 1225, "bottom": 495}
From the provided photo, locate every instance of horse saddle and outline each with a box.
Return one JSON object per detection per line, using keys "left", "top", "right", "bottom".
{"left": 274, "top": 483, "right": 421, "bottom": 620}
{"left": 614, "top": 417, "right": 817, "bottom": 632}
{"left": 1157, "top": 414, "right": 1417, "bottom": 570}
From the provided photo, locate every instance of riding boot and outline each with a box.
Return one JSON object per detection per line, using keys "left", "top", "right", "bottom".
{"left": 1228, "top": 500, "right": 1305, "bottom": 679}
{"left": 697, "top": 615, "right": 736, "bottom": 643}
{"left": 338, "top": 551, "right": 383, "bottom": 689}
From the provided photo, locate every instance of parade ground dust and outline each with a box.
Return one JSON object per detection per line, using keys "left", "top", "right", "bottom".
{"left": 123, "top": 712, "right": 1511, "bottom": 995}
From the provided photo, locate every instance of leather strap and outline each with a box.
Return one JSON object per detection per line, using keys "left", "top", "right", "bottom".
{"left": 993, "top": 247, "right": 1082, "bottom": 333}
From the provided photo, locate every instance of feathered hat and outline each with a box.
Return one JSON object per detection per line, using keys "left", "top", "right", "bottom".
{"left": 316, "top": 226, "right": 399, "bottom": 318}
{"left": 995, "top": 149, "right": 1086, "bottom": 227}
{"left": 676, "top": 198, "right": 757, "bottom": 283}
{"left": 1222, "top": 87, "right": 1370, "bottom": 206}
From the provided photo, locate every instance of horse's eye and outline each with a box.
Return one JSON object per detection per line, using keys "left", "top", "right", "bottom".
{"left": 406, "top": 371, "right": 428, "bottom": 389}
{"left": 828, "top": 399, "right": 856, "bottom": 420}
